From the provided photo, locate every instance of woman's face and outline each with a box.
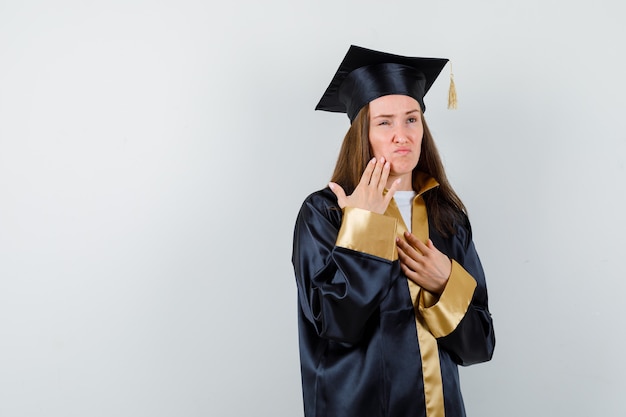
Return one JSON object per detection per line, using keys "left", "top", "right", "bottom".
{"left": 368, "top": 94, "right": 423, "bottom": 189}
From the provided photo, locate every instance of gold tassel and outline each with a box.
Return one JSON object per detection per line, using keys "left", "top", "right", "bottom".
{"left": 448, "top": 63, "right": 457, "bottom": 110}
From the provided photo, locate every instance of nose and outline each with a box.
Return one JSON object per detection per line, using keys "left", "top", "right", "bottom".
{"left": 392, "top": 123, "right": 410, "bottom": 143}
{"left": 393, "top": 134, "right": 407, "bottom": 144}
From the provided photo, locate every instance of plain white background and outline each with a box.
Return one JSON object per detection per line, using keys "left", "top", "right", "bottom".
{"left": 1, "top": 1, "right": 625, "bottom": 416}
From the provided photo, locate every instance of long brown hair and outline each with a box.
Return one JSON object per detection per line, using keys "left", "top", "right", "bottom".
{"left": 330, "top": 104, "right": 467, "bottom": 237}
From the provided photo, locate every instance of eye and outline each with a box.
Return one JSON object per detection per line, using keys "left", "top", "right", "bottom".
{"left": 377, "top": 120, "right": 390, "bottom": 126}
{"left": 407, "top": 117, "right": 418, "bottom": 124}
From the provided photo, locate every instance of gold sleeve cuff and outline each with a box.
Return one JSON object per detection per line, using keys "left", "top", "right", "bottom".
{"left": 336, "top": 207, "right": 398, "bottom": 261}
{"left": 419, "top": 260, "right": 477, "bottom": 338}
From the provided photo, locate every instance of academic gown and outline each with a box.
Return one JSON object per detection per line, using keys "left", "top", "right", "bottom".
{"left": 291, "top": 175, "right": 495, "bottom": 417}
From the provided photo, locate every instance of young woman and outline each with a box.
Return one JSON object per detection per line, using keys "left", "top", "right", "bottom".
{"left": 292, "top": 45, "right": 495, "bottom": 417}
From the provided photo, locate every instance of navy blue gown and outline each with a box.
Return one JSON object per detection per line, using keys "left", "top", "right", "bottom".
{"left": 292, "top": 179, "right": 495, "bottom": 417}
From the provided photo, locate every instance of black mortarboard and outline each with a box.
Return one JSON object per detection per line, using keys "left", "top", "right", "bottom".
{"left": 315, "top": 45, "right": 451, "bottom": 122}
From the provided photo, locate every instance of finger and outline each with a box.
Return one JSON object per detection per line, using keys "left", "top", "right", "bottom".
{"left": 359, "top": 157, "right": 377, "bottom": 187}
{"left": 328, "top": 182, "right": 347, "bottom": 208}
{"left": 396, "top": 237, "right": 421, "bottom": 262}
{"left": 403, "top": 232, "right": 428, "bottom": 257}
{"left": 397, "top": 241, "right": 421, "bottom": 272}
{"left": 396, "top": 241, "right": 409, "bottom": 263}
{"left": 404, "top": 231, "right": 423, "bottom": 246}
{"left": 417, "top": 239, "right": 443, "bottom": 260}
{"left": 399, "top": 261, "right": 421, "bottom": 284}
{"left": 398, "top": 259, "right": 414, "bottom": 279}
{"left": 412, "top": 236, "right": 430, "bottom": 253}
{"left": 384, "top": 177, "right": 402, "bottom": 203}
{"left": 369, "top": 157, "right": 385, "bottom": 187}
{"left": 377, "top": 160, "right": 391, "bottom": 192}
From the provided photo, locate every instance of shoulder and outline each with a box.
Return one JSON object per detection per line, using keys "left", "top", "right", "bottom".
{"left": 430, "top": 212, "right": 478, "bottom": 264}
{"left": 452, "top": 213, "right": 473, "bottom": 248}
{"left": 431, "top": 210, "right": 473, "bottom": 250}
{"left": 297, "top": 187, "right": 342, "bottom": 223}
{"left": 301, "top": 187, "right": 337, "bottom": 207}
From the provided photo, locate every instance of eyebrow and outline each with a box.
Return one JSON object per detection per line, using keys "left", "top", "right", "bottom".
{"left": 371, "top": 109, "right": 420, "bottom": 119}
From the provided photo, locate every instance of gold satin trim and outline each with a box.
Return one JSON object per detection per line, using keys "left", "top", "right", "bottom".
{"left": 420, "top": 261, "right": 477, "bottom": 338}
{"left": 386, "top": 177, "right": 445, "bottom": 417}
{"left": 335, "top": 207, "right": 398, "bottom": 261}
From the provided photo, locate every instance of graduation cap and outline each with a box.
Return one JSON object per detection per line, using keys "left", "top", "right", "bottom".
{"left": 315, "top": 45, "right": 456, "bottom": 122}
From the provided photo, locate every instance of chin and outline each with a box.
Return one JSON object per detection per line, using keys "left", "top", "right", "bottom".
{"left": 391, "top": 164, "right": 417, "bottom": 177}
